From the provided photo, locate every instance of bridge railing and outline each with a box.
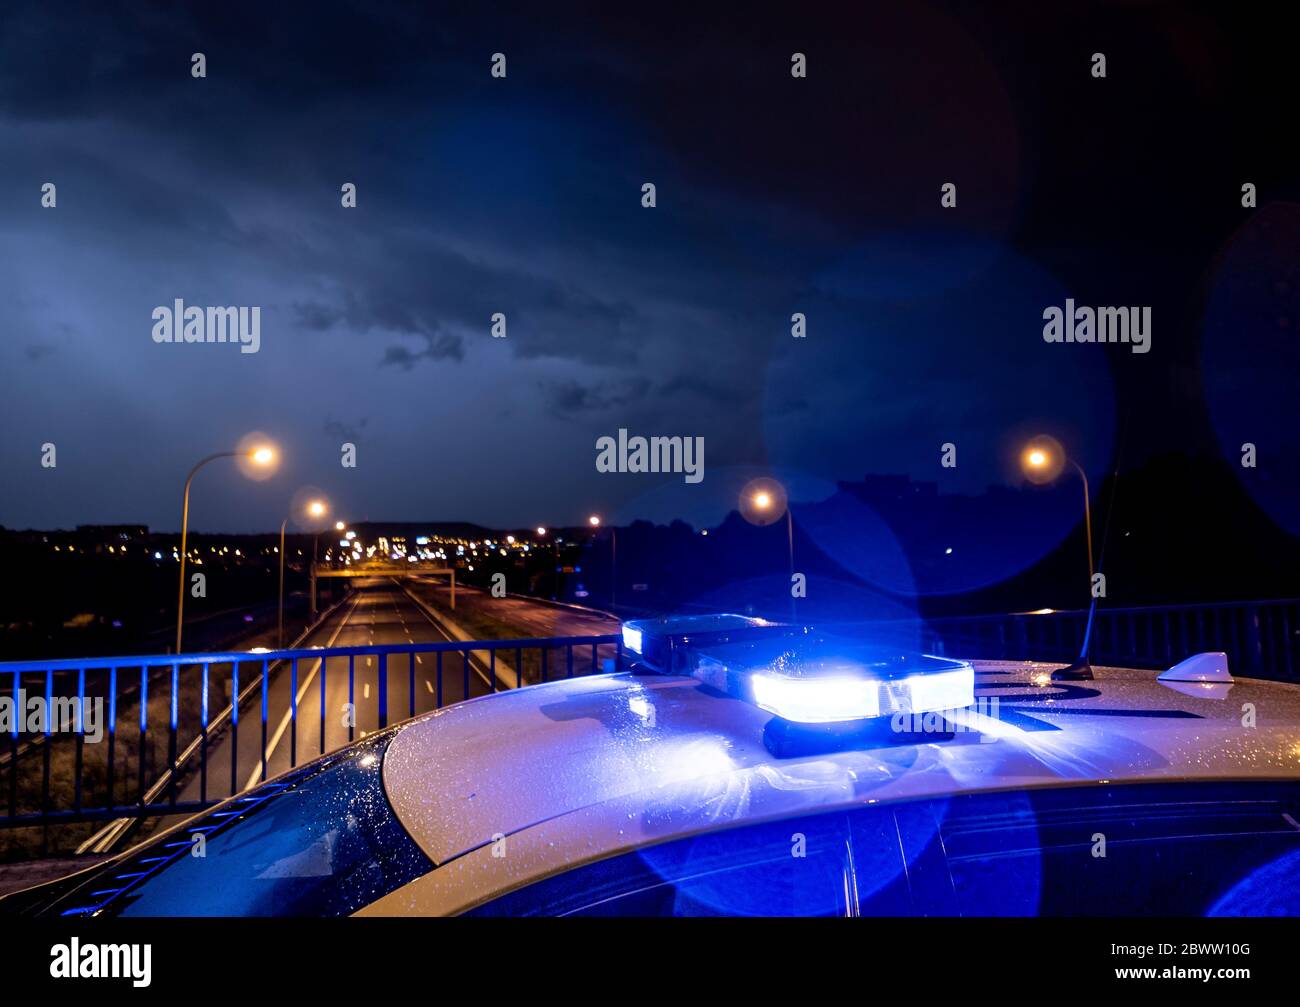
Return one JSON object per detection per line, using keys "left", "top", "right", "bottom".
{"left": 1, "top": 634, "right": 622, "bottom": 830}
{"left": 6, "top": 597, "right": 1298, "bottom": 833}
{"left": 919, "top": 598, "right": 1300, "bottom": 682}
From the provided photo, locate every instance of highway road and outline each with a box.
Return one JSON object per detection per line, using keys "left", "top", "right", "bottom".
{"left": 232, "top": 582, "right": 495, "bottom": 788}
{"left": 406, "top": 578, "right": 621, "bottom": 639}
{"left": 79, "top": 576, "right": 625, "bottom": 852}
{"left": 86, "top": 578, "right": 499, "bottom": 851}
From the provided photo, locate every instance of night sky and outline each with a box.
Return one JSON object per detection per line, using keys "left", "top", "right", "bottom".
{"left": 2, "top": 2, "right": 1296, "bottom": 537}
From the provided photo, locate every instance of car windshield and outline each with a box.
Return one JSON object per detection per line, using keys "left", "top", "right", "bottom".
{"left": 42, "top": 732, "right": 432, "bottom": 917}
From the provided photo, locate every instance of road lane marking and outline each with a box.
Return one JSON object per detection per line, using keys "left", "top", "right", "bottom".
{"left": 242, "top": 598, "right": 360, "bottom": 791}
{"left": 425, "top": 680, "right": 433, "bottom": 694}
{"left": 395, "top": 580, "right": 496, "bottom": 691}
{"left": 364, "top": 682, "right": 370, "bottom": 699}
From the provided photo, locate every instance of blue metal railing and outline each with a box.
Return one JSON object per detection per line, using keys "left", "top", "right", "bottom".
{"left": 5, "top": 597, "right": 1297, "bottom": 832}
{"left": 919, "top": 597, "right": 1300, "bottom": 681}
{"left": 0, "top": 634, "right": 622, "bottom": 829}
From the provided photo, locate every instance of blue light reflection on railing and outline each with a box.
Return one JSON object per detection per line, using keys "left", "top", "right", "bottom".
{"left": 0, "top": 633, "right": 622, "bottom": 830}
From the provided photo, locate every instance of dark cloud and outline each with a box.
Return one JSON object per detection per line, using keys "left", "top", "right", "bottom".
{"left": 379, "top": 332, "right": 464, "bottom": 370}
{"left": 0, "top": 1, "right": 1295, "bottom": 531}
{"left": 657, "top": 373, "right": 749, "bottom": 404}
{"left": 323, "top": 415, "right": 369, "bottom": 442}
{"left": 295, "top": 302, "right": 344, "bottom": 331}
{"left": 539, "top": 377, "right": 653, "bottom": 417}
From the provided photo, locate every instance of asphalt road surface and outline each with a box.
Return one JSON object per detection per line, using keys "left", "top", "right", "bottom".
{"left": 406, "top": 578, "right": 621, "bottom": 639}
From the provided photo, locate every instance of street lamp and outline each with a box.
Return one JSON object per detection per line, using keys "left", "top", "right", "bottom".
{"left": 588, "top": 515, "right": 616, "bottom": 609}
{"left": 175, "top": 441, "right": 277, "bottom": 655}
{"left": 1021, "top": 436, "right": 1095, "bottom": 679}
{"left": 740, "top": 478, "right": 795, "bottom": 619}
{"left": 306, "top": 515, "right": 347, "bottom": 615}
{"left": 280, "top": 497, "right": 328, "bottom": 648}
{"left": 534, "top": 527, "right": 557, "bottom": 596}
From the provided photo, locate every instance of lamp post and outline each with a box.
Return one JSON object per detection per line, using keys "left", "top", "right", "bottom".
{"left": 331, "top": 520, "right": 346, "bottom": 567}
{"left": 281, "top": 498, "right": 328, "bottom": 648}
{"left": 535, "top": 527, "right": 557, "bottom": 599}
{"left": 742, "top": 479, "right": 795, "bottom": 619}
{"left": 1022, "top": 436, "right": 1095, "bottom": 679}
{"left": 308, "top": 519, "right": 346, "bottom": 619}
{"left": 589, "top": 515, "right": 615, "bottom": 609}
{"left": 175, "top": 444, "right": 276, "bottom": 655}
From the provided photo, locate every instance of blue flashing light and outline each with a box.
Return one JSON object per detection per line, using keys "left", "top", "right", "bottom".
{"left": 692, "top": 636, "right": 975, "bottom": 726}
{"left": 905, "top": 665, "right": 976, "bottom": 714}
{"left": 620, "top": 613, "right": 788, "bottom": 673}
{"left": 751, "top": 673, "right": 879, "bottom": 723}
{"left": 749, "top": 664, "right": 974, "bottom": 724}
{"left": 619, "top": 613, "right": 976, "bottom": 727}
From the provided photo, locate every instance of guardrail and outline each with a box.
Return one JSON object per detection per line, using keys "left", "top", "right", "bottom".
{"left": 1, "top": 634, "right": 623, "bottom": 829}
{"left": 6, "top": 597, "right": 1297, "bottom": 833}
{"left": 920, "top": 598, "right": 1300, "bottom": 681}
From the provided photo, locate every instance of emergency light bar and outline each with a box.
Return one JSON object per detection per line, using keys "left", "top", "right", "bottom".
{"left": 690, "top": 637, "right": 975, "bottom": 725}
{"left": 620, "top": 613, "right": 795, "bottom": 674}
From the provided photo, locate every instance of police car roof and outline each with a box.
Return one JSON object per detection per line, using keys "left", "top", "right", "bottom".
{"left": 623, "top": 612, "right": 776, "bottom": 633}
{"left": 381, "top": 660, "right": 1300, "bottom": 871}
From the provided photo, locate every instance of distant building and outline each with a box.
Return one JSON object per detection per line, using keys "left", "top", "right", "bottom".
{"left": 76, "top": 524, "right": 149, "bottom": 540}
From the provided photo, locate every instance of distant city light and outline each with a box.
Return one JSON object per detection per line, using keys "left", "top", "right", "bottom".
{"left": 588, "top": 515, "right": 601, "bottom": 527}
